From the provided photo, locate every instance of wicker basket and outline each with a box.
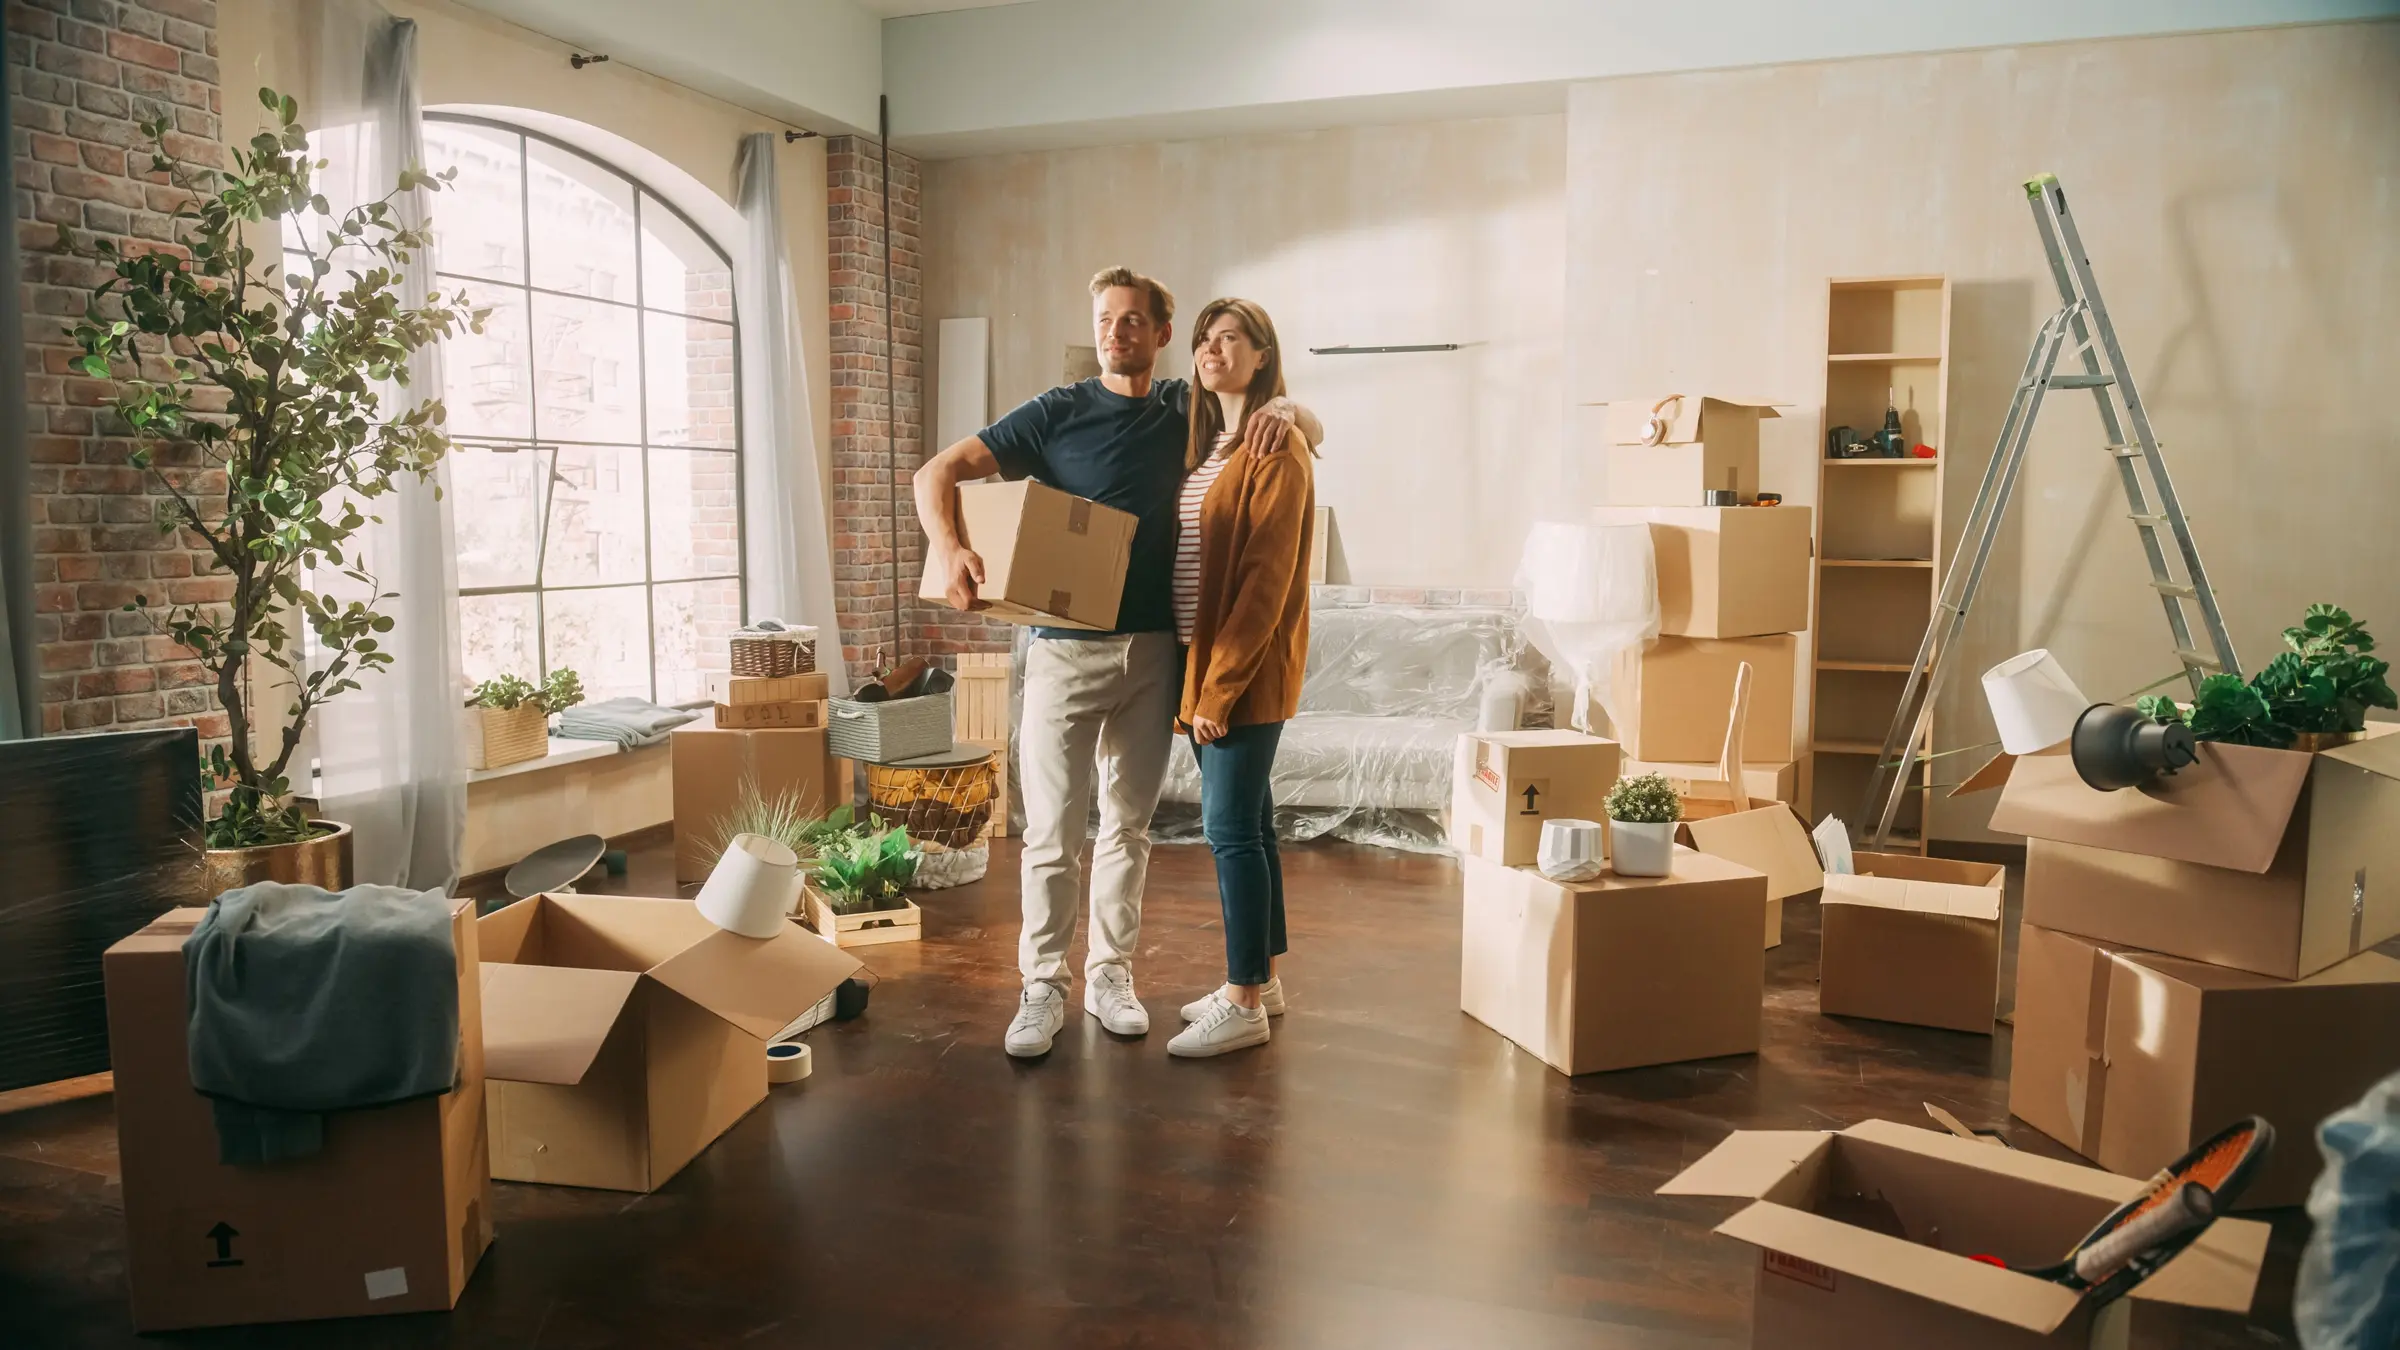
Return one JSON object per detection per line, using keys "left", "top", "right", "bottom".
{"left": 729, "top": 624, "right": 818, "bottom": 679}
{"left": 827, "top": 692, "right": 953, "bottom": 764}
{"left": 469, "top": 703, "right": 549, "bottom": 770}
{"left": 866, "top": 746, "right": 994, "bottom": 850}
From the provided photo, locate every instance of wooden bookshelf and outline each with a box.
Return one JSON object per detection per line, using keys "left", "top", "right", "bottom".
{"left": 1805, "top": 276, "right": 1950, "bottom": 854}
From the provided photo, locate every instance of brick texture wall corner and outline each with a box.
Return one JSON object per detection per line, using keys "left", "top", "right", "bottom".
{"left": 11, "top": 0, "right": 226, "bottom": 737}
{"left": 823, "top": 134, "right": 1011, "bottom": 672}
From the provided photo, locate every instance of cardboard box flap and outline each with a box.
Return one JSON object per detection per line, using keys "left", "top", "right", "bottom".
{"left": 1656, "top": 1130, "right": 1830, "bottom": 1198}
{"left": 1601, "top": 395, "right": 1782, "bottom": 445}
{"left": 646, "top": 926, "right": 864, "bottom": 1042}
{"left": 552, "top": 892, "right": 727, "bottom": 968}
{"left": 1986, "top": 743, "right": 2311, "bottom": 874}
{"left": 2122, "top": 1206, "right": 2271, "bottom": 1313}
{"left": 2321, "top": 726, "right": 2400, "bottom": 776}
{"left": 1950, "top": 750, "right": 2017, "bottom": 797}
{"left": 1823, "top": 874, "right": 2003, "bottom": 921}
{"left": 1716, "top": 1201, "right": 2085, "bottom": 1334}
{"left": 480, "top": 963, "right": 641, "bottom": 1085}
{"left": 1682, "top": 804, "right": 1824, "bottom": 902}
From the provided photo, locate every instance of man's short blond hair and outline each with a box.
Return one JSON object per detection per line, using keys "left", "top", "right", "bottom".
{"left": 1089, "top": 266, "right": 1174, "bottom": 326}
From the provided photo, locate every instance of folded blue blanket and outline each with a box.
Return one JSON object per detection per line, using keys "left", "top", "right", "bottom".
{"left": 556, "top": 696, "right": 703, "bottom": 748}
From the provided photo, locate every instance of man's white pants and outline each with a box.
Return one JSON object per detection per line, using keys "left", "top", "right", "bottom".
{"left": 1016, "top": 632, "right": 1180, "bottom": 992}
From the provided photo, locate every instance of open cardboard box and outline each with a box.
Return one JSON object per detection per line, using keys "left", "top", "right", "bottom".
{"left": 1681, "top": 801, "right": 1824, "bottom": 949}
{"left": 1592, "top": 504, "right": 1813, "bottom": 638}
{"left": 1448, "top": 729, "right": 1621, "bottom": 868}
{"left": 1819, "top": 853, "right": 2006, "bottom": 1034}
{"left": 1978, "top": 727, "right": 2400, "bottom": 979}
{"left": 916, "top": 479, "right": 1137, "bottom": 630}
{"left": 1592, "top": 395, "right": 1778, "bottom": 506}
{"left": 1659, "top": 1118, "right": 2269, "bottom": 1348}
{"left": 478, "top": 893, "right": 862, "bottom": 1192}
{"left": 2011, "top": 923, "right": 2400, "bottom": 1210}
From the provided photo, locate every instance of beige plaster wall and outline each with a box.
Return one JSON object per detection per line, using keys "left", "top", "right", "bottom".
{"left": 921, "top": 115, "right": 1567, "bottom": 590}
{"left": 1565, "top": 20, "right": 2400, "bottom": 838}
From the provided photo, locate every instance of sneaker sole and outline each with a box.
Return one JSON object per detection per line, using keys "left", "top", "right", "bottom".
{"left": 1180, "top": 995, "right": 1286, "bottom": 1022}
{"left": 1083, "top": 990, "right": 1150, "bottom": 1037}
{"left": 1168, "top": 1025, "right": 1271, "bottom": 1058}
{"left": 1005, "top": 1038, "right": 1055, "bottom": 1059}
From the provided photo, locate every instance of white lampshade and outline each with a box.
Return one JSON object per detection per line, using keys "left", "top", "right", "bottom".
{"left": 1982, "top": 649, "right": 2092, "bottom": 755}
{"left": 695, "top": 833, "right": 802, "bottom": 939}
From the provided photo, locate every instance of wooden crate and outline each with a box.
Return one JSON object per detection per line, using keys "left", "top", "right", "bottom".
{"left": 963, "top": 735, "right": 1009, "bottom": 839}
{"left": 804, "top": 884, "right": 922, "bottom": 948}
{"left": 952, "top": 653, "right": 1012, "bottom": 743}
{"left": 469, "top": 703, "right": 548, "bottom": 770}
{"left": 712, "top": 699, "right": 827, "bottom": 731}
{"left": 711, "top": 671, "right": 830, "bottom": 705}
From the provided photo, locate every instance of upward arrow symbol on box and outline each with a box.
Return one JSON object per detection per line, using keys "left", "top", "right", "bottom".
{"left": 1520, "top": 785, "right": 1541, "bottom": 814}
{"left": 205, "top": 1221, "right": 243, "bottom": 1268}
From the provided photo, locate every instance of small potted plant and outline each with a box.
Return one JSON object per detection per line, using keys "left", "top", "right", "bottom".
{"left": 1605, "top": 772, "right": 1682, "bottom": 877}
{"left": 805, "top": 817, "right": 923, "bottom": 947}
{"left": 2138, "top": 604, "right": 2394, "bottom": 752}
{"left": 464, "top": 669, "right": 585, "bottom": 770}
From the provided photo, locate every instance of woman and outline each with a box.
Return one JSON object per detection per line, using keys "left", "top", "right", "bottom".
{"left": 1166, "top": 298, "right": 1316, "bottom": 1059}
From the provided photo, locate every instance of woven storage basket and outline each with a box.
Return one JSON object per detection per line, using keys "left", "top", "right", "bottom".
{"left": 469, "top": 703, "right": 548, "bottom": 771}
{"left": 729, "top": 624, "right": 817, "bottom": 678}
{"left": 826, "top": 692, "right": 952, "bottom": 764}
{"left": 866, "top": 747, "right": 994, "bottom": 851}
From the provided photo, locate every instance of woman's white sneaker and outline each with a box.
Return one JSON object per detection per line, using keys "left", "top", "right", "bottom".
{"left": 1180, "top": 977, "right": 1285, "bottom": 1023}
{"left": 1168, "top": 994, "right": 1271, "bottom": 1058}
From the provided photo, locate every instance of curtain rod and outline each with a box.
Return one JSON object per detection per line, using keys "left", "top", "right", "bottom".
{"left": 1308, "top": 343, "right": 1460, "bottom": 355}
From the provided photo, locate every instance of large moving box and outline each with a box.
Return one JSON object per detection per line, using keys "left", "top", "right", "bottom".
{"left": 672, "top": 718, "right": 840, "bottom": 884}
{"left": 1659, "top": 1118, "right": 2268, "bottom": 1348}
{"left": 1447, "top": 729, "right": 1621, "bottom": 868}
{"left": 1459, "top": 850, "right": 1765, "bottom": 1075}
{"left": 105, "top": 902, "right": 491, "bottom": 1332}
{"left": 1988, "top": 731, "right": 2400, "bottom": 979}
{"left": 2009, "top": 923, "right": 2400, "bottom": 1210}
{"left": 916, "top": 479, "right": 1137, "bottom": 630}
{"left": 1596, "top": 395, "right": 1778, "bottom": 506}
{"left": 1611, "top": 634, "right": 1797, "bottom": 764}
{"left": 1818, "top": 853, "right": 2006, "bottom": 1034}
{"left": 1592, "top": 504, "right": 1813, "bottom": 638}
{"left": 478, "top": 893, "right": 861, "bottom": 1193}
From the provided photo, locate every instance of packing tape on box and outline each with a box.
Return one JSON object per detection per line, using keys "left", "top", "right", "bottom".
{"left": 1982, "top": 649, "right": 2091, "bottom": 755}
{"left": 767, "top": 1040, "right": 812, "bottom": 1084}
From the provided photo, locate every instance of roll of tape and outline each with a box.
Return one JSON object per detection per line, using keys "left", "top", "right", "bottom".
{"left": 766, "top": 1040, "right": 812, "bottom": 1084}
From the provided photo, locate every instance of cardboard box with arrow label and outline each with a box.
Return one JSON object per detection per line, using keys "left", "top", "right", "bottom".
{"left": 1448, "top": 729, "right": 1621, "bottom": 868}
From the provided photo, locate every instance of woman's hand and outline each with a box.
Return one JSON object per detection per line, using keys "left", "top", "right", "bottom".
{"left": 1191, "top": 714, "right": 1228, "bottom": 746}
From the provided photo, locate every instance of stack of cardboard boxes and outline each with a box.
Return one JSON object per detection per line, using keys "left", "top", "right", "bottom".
{"left": 1984, "top": 731, "right": 2400, "bottom": 1208}
{"left": 674, "top": 671, "right": 851, "bottom": 886}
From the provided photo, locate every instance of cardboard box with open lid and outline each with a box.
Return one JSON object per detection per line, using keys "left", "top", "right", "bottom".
{"left": 1818, "top": 853, "right": 2007, "bottom": 1034}
{"left": 1981, "top": 726, "right": 2400, "bottom": 979}
{"left": 1592, "top": 504, "right": 1813, "bottom": 638}
{"left": 917, "top": 479, "right": 1138, "bottom": 630}
{"left": 1681, "top": 801, "right": 1825, "bottom": 949}
{"left": 478, "top": 893, "right": 862, "bottom": 1192}
{"left": 1593, "top": 395, "right": 1780, "bottom": 506}
{"left": 1659, "top": 1118, "right": 2269, "bottom": 1348}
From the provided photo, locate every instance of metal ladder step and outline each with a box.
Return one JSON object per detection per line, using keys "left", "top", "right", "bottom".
{"left": 2049, "top": 373, "right": 2115, "bottom": 389}
{"left": 2174, "top": 648, "right": 2225, "bottom": 672}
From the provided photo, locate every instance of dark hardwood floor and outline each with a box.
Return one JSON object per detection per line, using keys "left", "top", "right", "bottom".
{"left": 0, "top": 838, "right": 2306, "bottom": 1348}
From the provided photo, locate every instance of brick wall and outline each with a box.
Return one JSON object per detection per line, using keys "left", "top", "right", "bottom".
{"left": 10, "top": 0, "right": 225, "bottom": 737}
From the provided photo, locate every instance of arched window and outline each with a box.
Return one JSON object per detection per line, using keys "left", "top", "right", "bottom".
{"left": 423, "top": 114, "right": 742, "bottom": 706}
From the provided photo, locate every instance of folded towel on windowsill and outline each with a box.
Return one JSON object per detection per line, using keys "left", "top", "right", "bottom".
{"left": 555, "top": 697, "right": 703, "bottom": 748}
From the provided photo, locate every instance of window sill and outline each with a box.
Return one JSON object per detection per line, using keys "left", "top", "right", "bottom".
{"left": 466, "top": 737, "right": 622, "bottom": 784}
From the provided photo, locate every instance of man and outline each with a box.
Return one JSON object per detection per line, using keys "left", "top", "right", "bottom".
{"left": 914, "top": 267, "right": 1319, "bottom": 1059}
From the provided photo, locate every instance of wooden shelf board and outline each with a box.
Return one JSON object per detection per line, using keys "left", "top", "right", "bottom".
{"left": 1812, "top": 740, "right": 1883, "bottom": 755}
{"left": 1820, "top": 558, "right": 1934, "bottom": 568}
{"left": 1823, "top": 458, "right": 1939, "bottom": 468}
{"left": 1817, "top": 660, "right": 1915, "bottom": 673}
{"left": 1827, "top": 352, "right": 1943, "bottom": 363}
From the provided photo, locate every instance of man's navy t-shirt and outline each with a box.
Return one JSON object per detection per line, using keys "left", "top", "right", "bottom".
{"left": 978, "top": 376, "right": 1190, "bottom": 637}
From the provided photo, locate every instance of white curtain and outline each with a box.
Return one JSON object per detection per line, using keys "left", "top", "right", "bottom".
{"left": 303, "top": 2, "right": 466, "bottom": 888}
{"left": 735, "top": 134, "right": 849, "bottom": 696}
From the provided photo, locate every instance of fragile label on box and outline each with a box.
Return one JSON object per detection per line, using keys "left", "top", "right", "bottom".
{"left": 1763, "top": 1250, "right": 1836, "bottom": 1292}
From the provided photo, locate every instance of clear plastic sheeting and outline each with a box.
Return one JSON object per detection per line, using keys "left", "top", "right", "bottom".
{"left": 1514, "top": 521, "right": 1659, "bottom": 733}
{"left": 1155, "top": 602, "right": 1547, "bottom": 852}
{"left": 2297, "top": 1069, "right": 2400, "bottom": 1349}
{"left": 913, "top": 843, "right": 990, "bottom": 890}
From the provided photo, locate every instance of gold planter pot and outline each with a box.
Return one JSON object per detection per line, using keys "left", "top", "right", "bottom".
{"left": 202, "top": 820, "right": 356, "bottom": 897}
{"left": 2288, "top": 730, "right": 2362, "bottom": 755}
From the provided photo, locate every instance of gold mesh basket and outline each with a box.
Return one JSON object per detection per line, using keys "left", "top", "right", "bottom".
{"left": 866, "top": 747, "right": 996, "bottom": 851}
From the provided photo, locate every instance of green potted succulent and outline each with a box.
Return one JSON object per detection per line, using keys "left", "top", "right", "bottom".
{"left": 1605, "top": 772, "right": 1682, "bottom": 877}
{"left": 60, "top": 89, "right": 482, "bottom": 890}
{"left": 464, "top": 669, "right": 585, "bottom": 770}
{"left": 2138, "top": 604, "right": 2395, "bottom": 751}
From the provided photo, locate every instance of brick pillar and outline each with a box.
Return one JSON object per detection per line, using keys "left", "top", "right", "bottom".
{"left": 824, "top": 134, "right": 922, "bottom": 673}
{"left": 11, "top": 0, "right": 225, "bottom": 737}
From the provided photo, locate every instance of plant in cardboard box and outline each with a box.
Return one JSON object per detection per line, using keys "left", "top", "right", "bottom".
{"left": 59, "top": 89, "right": 482, "bottom": 887}
{"left": 1605, "top": 772, "right": 1681, "bottom": 878}
{"left": 814, "top": 820, "right": 920, "bottom": 915}
{"left": 2139, "top": 605, "right": 2394, "bottom": 751}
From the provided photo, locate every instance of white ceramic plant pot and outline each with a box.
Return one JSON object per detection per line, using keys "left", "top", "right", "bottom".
{"left": 1609, "top": 820, "right": 1676, "bottom": 878}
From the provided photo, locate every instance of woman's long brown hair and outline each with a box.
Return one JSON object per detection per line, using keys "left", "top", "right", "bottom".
{"left": 1185, "top": 297, "right": 1288, "bottom": 472}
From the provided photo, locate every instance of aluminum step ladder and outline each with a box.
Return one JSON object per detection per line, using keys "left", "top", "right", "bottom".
{"left": 1860, "top": 174, "right": 2242, "bottom": 848}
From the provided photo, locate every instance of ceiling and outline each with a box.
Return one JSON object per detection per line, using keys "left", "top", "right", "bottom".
{"left": 852, "top": 1, "right": 1026, "bottom": 15}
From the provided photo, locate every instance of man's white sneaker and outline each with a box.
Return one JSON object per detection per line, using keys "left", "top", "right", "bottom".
{"left": 1083, "top": 965, "right": 1150, "bottom": 1036}
{"left": 1167, "top": 993, "right": 1271, "bottom": 1058}
{"left": 1005, "top": 983, "right": 1067, "bottom": 1058}
{"left": 1180, "top": 977, "right": 1285, "bottom": 1023}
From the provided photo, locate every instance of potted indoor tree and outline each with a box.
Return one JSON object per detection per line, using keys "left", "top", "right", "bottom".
{"left": 1605, "top": 772, "right": 1682, "bottom": 878}
{"left": 60, "top": 89, "right": 482, "bottom": 890}
{"left": 464, "top": 669, "right": 585, "bottom": 770}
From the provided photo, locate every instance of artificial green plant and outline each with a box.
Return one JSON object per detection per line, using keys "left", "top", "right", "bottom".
{"left": 1604, "top": 772, "right": 1682, "bottom": 825}
{"left": 2140, "top": 604, "right": 2394, "bottom": 749}
{"left": 813, "top": 819, "right": 921, "bottom": 914}
{"left": 60, "top": 89, "right": 484, "bottom": 848}
{"left": 466, "top": 668, "right": 586, "bottom": 714}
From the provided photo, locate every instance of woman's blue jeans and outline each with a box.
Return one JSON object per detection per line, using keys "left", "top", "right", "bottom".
{"left": 1195, "top": 721, "right": 1287, "bottom": 987}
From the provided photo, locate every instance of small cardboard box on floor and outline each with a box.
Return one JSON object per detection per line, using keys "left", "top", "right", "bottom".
{"left": 1592, "top": 504, "right": 1813, "bottom": 638}
{"left": 1448, "top": 729, "right": 1621, "bottom": 867}
{"left": 478, "top": 893, "right": 862, "bottom": 1192}
{"left": 1459, "top": 849, "right": 1766, "bottom": 1075}
{"left": 1681, "top": 801, "right": 1824, "bottom": 948}
{"left": 105, "top": 901, "right": 490, "bottom": 1332}
{"left": 1611, "top": 634, "right": 1796, "bottom": 764}
{"left": 672, "top": 717, "right": 849, "bottom": 884}
{"left": 1818, "top": 853, "right": 2006, "bottom": 1034}
{"left": 1659, "top": 1118, "right": 2268, "bottom": 1349}
{"left": 916, "top": 479, "right": 1138, "bottom": 630}
{"left": 1594, "top": 395, "right": 1778, "bottom": 506}
{"left": 2010, "top": 923, "right": 2400, "bottom": 1210}
{"left": 1984, "top": 729, "right": 2400, "bottom": 979}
